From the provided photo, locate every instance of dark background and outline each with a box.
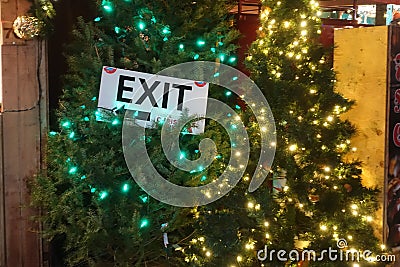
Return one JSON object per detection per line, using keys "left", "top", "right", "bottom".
{"left": 47, "top": 2, "right": 95, "bottom": 265}
{"left": 48, "top": 0, "right": 96, "bottom": 128}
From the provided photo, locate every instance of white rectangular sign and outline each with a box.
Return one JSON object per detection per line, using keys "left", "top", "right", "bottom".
{"left": 98, "top": 66, "right": 209, "bottom": 134}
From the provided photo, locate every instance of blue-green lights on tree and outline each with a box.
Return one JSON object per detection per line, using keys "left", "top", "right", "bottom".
{"left": 194, "top": 54, "right": 200, "bottom": 60}
{"left": 196, "top": 39, "right": 206, "bottom": 47}
{"left": 140, "top": 218, "right": 149, "bottom": 228}
{"left": 138, "top": 21, "right": 146, "bottom": 30}
{"left": 225, "top": 91, "right": 232, "bottom": 97}
{"left": 122, "top": 183, "right": 130, "bottom": 193}
{"left": 139, "top": 195, "right": 148, "bottom": 203}
{"left": 69, "top": 167, "right": 78, "bottom": 175}
{"left": 102, "top": 0, "right": 113, "bottom": 12}
{"left": 62, "top": 121, "right": 71, "bottom": 128}
{"left": 162, "top": 26, "right": 171, "bottom": 35}
{"left": 112, "top": 118, "right": 120, "bottom": 125}
{"left": 229, "top": 56, "right": 237, "bottom": 63}
{"left": 99, "top": 191, "right": 108, "bottom": 200}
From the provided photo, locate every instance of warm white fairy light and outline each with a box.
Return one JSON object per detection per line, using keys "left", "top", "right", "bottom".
{"left": 324, "top": 166, "right": 331, "bottom": 172}
{"left": 320, "top": 225, "right": 327, "bottom": 231}
{"left": 283, "top": 186, "right": 289, "bottom": 192}
{"left": 333, "top": 233, "right": 339, "bottom": 239}
{"left": 248, "top": 202, "right": 254, "bottom": 209}
{"left": 300, "top": 21, "right": 307, "bottom": 27}
{"left": 289, "top": 144, "right": 298, "bottom": 151}
{"left": 284, "top": 21, "right": 290, "bottom": 28}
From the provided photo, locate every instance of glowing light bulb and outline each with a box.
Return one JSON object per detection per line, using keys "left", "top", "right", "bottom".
{"left": 289, "top": 144, "right": 297, "bottom": 151}
{"left": 320, "top": 225, "right": 327, "bottom": 231}
{"left": 197, "top": 39, "right": 206, "bottom": 47}
{"left": 140, "top": 218, "right": 149, "bottom": 228}
{"left": 284, "top": 21, "right": 290, "bottom": 28}
{"left": 122, "top": 183, "right": 130, "bottom": 192}
{"left": 69, "top": 167, "right": 77, "bottom": 174}
{"left": 99, "top": 191, "right": 108, "bottom": 200}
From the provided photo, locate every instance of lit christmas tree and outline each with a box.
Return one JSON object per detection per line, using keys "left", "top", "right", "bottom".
{"left": 246, "top": 0, "right": 382, "bottom": 266}
{"left": 178, "top": 1, "right": 386, "bottom": 267}
{"left": 31, "top": 0, "right": 239, "bottom": 266}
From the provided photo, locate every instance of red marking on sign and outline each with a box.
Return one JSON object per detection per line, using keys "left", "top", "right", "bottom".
{"left": 104, "top": 67, "right": 117, "bottom": 74}
{"left": 195, "top": 81, "right": 207, "bottom": 87}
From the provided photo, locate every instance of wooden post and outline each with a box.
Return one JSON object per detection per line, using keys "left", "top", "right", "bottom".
{"left": 0, "top": 0, "right": 47, "bottom": 266}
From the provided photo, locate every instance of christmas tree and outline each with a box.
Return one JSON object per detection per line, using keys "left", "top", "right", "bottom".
{"left": 31, "top": 0, "right": 239, "bottom": 266}
{"left": 246, "top": 0, "right": 382, "bottom": 266}
{"left": 176, "top": 1, "right": 386, "bottom": 267}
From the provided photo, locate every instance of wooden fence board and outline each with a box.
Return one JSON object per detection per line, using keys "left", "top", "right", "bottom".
{"left": 0, "top": 0, "right": 48, "bottom": 265}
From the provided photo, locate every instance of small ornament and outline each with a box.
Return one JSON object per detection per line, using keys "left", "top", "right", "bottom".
{"left": 13, "top": 16, "right": 42, "bottom": 40}
{"left": 308, "top": 194, "right": 320, "bottom": 203}
{"left": 272, "top": 169, "right": 287, "bottom": 195}
{"left": 343, "top": 183, "right": 353, "bottom": 193}
{"left": 161, "top": 223, "right": 169, "bottom": 248}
